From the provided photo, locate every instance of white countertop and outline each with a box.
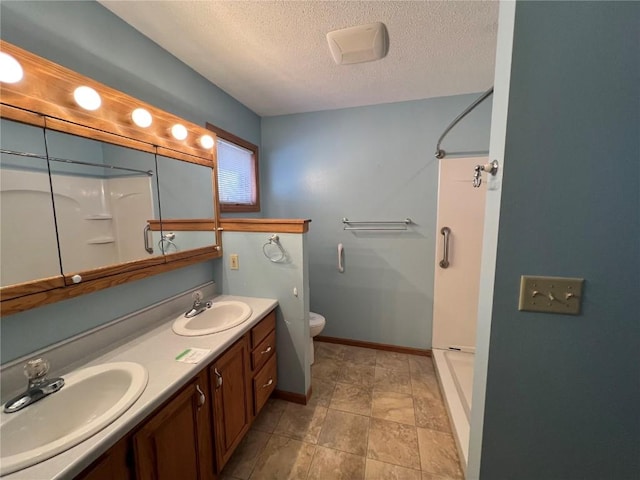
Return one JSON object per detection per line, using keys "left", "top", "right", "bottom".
{"left": 2, "top": 294, "right": 278, "bottom": 480}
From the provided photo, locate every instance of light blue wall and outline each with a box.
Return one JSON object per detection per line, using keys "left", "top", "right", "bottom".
{"left": 261, "top": 97, "right": 491, "bottom": 349}
{"left": 215, "top": 232, "right": 310, "bottom": 395}
{"left": 156, "top": 155, "right": 214, "bottom": 218}
{"left": 479, "top": 2, "right": 640, "bottom": 479}
{"left": 0, "top": 118, "right": 49, "bottom": 172}
{"left": 0, "top": 1, "right": 260, "bottom": 363}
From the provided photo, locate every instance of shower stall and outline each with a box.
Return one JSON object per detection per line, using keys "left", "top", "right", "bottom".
{"left": 432, "top": 156, "right": 487, "bottom": 473}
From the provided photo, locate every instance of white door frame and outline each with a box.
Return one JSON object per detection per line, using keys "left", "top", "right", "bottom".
{"left": 467, "top": 2, "right": 516, "bottom": 478}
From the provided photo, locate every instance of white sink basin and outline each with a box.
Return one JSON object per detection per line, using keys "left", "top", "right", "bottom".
{"left": 0, "top": 362, "right": 148, "bottom": 476}
{"left": 172, "top": 301, "right": 252, "bottom": 336}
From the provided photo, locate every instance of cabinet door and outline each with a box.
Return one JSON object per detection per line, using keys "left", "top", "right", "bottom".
{"left": 134, "top": 375, "right": 214, "bottom": 480}
{"left": 210, "top": 336, "right": 251, "bottom": 471}
{"left": 74, "top": 438, "right": 132, "bottom": 480}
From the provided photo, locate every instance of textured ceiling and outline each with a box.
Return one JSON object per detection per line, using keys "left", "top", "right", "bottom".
{"left": 100, "top": 1, "right": 498, "bottom": 117}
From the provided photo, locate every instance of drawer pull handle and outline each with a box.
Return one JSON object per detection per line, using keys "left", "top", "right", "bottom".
{"left": 214, "top": 368, "right": 223, "bottom": 388}
{"left": 196, "top": 384, "right": 206, "bottom": 407}
{"left": 262, "top": 378, "right": 274, "bottom": 389}
{"left": 260, "top": 346, "right": 272, "bottom": 355}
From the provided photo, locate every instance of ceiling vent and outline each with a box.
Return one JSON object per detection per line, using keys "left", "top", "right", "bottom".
{"left": 326, "top": 22, "right": 389, "bottom": 65}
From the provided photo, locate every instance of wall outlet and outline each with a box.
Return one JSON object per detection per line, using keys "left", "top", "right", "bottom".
{"left": 518, "top": 275, "right": 584, "bottom": 314}
{"left": 229, "top": 254, "right": 239, "bottom": 270}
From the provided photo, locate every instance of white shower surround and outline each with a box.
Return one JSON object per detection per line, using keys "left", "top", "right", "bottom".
{"left": 0, "top": 169, "right": 154, "bottom": 284}
{"left": 52, "top": 173, "right": 154, "bottom": 273}
{"left": 0, "top": 169, "right": 60, "bottom": 285}
{"left": 433, "top": 348, "right": 475, "bottom": 473}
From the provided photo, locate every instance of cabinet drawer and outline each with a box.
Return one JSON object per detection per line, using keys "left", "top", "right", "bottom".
{"left": 253, "top": 354, "right": 277, "bottom": 415}
{"left": 251, "top": 329, "right": 275, "bottom": 371}
{"left": 251, "top": 310, "right": 276, "bottom": 349}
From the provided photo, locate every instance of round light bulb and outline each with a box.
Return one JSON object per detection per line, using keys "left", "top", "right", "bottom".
{"left": 73, "top": 86, "right": 101, "bottom": 111}
{"left": 199, "top": 134, "right": 215, "bottom": 149}
{"left": 0, "top": 52, "right": 24, "bottom": 83}
{"left": 131, "top": 108, "right": 152, "bottom": 128}
{"left": 171, "top": 124, "right": 188, "bottom": 140}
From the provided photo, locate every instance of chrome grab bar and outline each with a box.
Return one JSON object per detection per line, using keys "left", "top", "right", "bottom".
{"left": 342, "top": 218, "right": 412, "bottom": 225}
{"left": 343, "top": 226, "right": 409, "bottom": 231}
{"left": 143, "top": 224, "right": 153, "bottom": 254}
{"left": 342, "top": 218, "right": 413, "bottom": 231}
{"left": 439, "top": 227, "right": 451, "bottom": 268}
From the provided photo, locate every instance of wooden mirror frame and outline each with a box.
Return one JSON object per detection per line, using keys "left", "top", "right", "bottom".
{"left": 0, "top": 41, "right": 222, "bottom": 315}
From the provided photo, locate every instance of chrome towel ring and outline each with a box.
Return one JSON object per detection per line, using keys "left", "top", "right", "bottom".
{"left": 159, "top": 232, "right": 178, "bottom": 253}
{"left": 263, "top": 234, "right": 287, "bottom": 263}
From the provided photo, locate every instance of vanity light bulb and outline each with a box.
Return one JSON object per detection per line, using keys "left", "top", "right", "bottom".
{"left": 73, "top": 86, "right": 102, "bottom": 111}
{"left": 131, "top": 108, "right": 152, "bottom": 128}
{"left": 171, "top": 124, "right": 188, "bottom": 141}
{"left": 200, "top": 135, "right": 215, "bottom": 149}
{"left": 0, "top": 52, "right": 24, "bottom": 83}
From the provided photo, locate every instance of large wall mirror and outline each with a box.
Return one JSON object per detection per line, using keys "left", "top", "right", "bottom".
{"left": 1, "top": 117, "right": 61, "bottom": 287}
{"left": 0, "top": 41, "right": 222, "bottom": 315}
{"left": 46, "top": 128, "right": 162, "bottom": 278}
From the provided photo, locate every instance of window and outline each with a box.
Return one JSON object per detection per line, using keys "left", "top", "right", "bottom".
{"left": 206, "top": 123, "right": 260, "bottom": 212}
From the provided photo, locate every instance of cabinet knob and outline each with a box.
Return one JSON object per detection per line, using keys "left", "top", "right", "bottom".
{"left": 214, "top": 368, "right": 223, "bottom": 388}
{"left": 261, "top": 378, "right": 273, "bottom": 389}
{"left": 260, "top": 346, "right": 272, "bottom": 355}
{"left": 195, "top": 384, "right": 206, "bottom": 407}
{"left": 71, "top": 274, "right": 82, "bottom": 284}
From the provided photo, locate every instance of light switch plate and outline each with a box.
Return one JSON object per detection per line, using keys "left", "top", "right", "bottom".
{"left": 229, "top": 254, "right": 239, "bottom": 270}
{"left": 518, "top": 275, "right": 584, "bottom": 315}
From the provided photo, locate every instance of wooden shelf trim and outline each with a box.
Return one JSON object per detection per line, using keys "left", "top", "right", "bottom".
{"left": 63, "top": 256, "right": 166, "bottom": 285}
{"left": 0, "top": 276, "right": 66, "bottom": 302}
{"left": 147, "top": 219, "right": 217, "bottom": 231}
{"left": 0, "top": 104, "right": 45, "bottom": 127}
{"left": 220, "top": 218, "right": 311, "bottom": 234}
{"left": 0, "top": 249, "right": 221, "bottom": 316}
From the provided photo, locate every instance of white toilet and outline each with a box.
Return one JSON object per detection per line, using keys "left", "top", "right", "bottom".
{"left": 309, "top": 311, "right": 326, "bottom": 365}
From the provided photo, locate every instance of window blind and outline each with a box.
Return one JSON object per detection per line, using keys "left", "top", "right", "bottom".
{"left": 217, "top": 138, "right": 255, "bottom": 205}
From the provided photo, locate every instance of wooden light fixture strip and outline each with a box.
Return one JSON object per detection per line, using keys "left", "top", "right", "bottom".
{"left": 0, "top": 41, "right": 216, "bottom": 165}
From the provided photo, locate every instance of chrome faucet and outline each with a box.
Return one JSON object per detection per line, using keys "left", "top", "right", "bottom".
{"left": 3, "top": 358, "right": 65, "bottom": 413}
{"left": 184, "top": 291, "right": 212, "bottom": 318}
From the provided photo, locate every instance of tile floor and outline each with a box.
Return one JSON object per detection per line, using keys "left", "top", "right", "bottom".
{"left": 220, "top": 341, "right": 463, "bottom": 480}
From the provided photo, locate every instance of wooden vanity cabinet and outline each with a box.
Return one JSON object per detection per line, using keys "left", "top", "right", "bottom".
{"left": 208, "top": 309, "right": 278, "bottom": 473}
{"left": 76, "top": 309, "right": 278, "bottom": 480}
{"left": 133, "top": 373, "right": 214, "bottom": 480}
{"left": 249, "top": 310, "right": 277, "bottom": 417}
{"left": 209, "top": 336, "right": 252, "bottom": 471}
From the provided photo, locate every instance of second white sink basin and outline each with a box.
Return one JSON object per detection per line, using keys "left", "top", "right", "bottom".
{"left": 172, "top": 300, "right": 252, "bottom": 336}
{"left": 0, "top": 361, "right": 148, "bottom": 476}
